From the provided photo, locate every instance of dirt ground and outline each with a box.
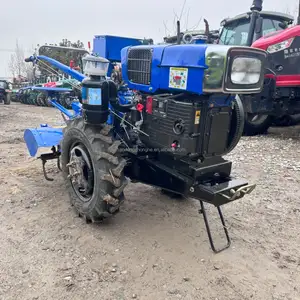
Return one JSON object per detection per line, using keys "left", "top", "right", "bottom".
{"left": 0, "top": 103, "right": 300, "bottom": 300}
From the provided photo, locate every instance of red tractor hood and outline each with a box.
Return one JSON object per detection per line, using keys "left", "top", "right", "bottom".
{"left": 252, "top": 25, "right": 300, "bottom": 50}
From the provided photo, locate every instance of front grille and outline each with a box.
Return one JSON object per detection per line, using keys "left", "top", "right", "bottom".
{"left": 127, "top": 48, "right": 152, "bottom": 85}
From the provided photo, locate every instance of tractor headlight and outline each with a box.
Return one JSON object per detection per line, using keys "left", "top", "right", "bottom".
{"left": 203, "top": 45, "right": 267, "bottom": 94}
{"left": 267, "top": 38, "right": 294, "bottom": 53}
{"left": 231, "top": 57, "right": 262, "bottom": 85}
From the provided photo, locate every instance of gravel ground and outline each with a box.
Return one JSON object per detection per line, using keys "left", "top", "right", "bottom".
{"left": 0, "top": 103, "right": 300, "bottom": 300}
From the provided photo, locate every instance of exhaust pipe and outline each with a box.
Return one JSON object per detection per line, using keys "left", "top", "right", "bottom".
{"left": 246, "top": 0, "right": 263, "bottom": 46}
{"left": 250, "top": 0, "right": 263, "bottom": 12}
{"left": 177, "top": 21, "right": 181, "bottom": 44}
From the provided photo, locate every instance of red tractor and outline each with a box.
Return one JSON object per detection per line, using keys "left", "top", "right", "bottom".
{"left": 219, "top": 0, "right": 300, "bottom": 135}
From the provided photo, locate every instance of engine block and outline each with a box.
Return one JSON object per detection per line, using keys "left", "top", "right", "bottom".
{"left": 139, "top": 94, "right": 233, "bottom": 157}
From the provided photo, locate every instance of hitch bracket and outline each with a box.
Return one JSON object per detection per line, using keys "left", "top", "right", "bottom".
{"left": 38, "top": 146, "right": 61, "bottom": 181}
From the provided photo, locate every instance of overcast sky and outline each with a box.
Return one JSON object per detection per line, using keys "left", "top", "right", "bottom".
{"left": 0, "top": 0, "right": 298, "bottom": 77}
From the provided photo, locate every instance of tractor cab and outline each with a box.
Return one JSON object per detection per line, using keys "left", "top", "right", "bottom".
{"left": 217, "top": 5, "right": 298, "bottom": 136}
{"left": 218, "top": 11, "right": 294, "bottom": 46}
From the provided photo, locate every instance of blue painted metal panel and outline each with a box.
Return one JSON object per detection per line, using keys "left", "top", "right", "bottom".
{"left": 93, "top": 35, "right": 144, "bottom": 62}
{"left": 71, "top": 101, "right": 82, "bottom": 116}
{"left": 121, "top": 44, "right": 208, "bottom": 95}
{"left": 24, "top": 126, "right": 64, "bottom": 157}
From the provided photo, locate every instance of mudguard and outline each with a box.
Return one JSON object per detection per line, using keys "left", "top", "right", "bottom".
{"left": 24, "top": 125, "right": 64, "bottom": 157}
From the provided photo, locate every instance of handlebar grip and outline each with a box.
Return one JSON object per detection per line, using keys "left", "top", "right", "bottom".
{"left": 24, "top": 57, "right": 32, "bottom": 63}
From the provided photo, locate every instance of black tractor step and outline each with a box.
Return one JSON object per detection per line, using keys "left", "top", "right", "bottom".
{"left": 191, "top": 179, "right": 256, "bottom": 206}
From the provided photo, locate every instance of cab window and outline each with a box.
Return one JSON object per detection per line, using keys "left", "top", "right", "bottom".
{"left": 219, "top": 19, "right": 250, "bottom": 46}
{"left": 219, "top": 17, "right": 287, "bottom": 46}
{"left": 262, "top": 18, "right": 283, "bottom": 35}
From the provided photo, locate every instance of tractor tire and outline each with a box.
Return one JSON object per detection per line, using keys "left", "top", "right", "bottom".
{"left": 59, "top": 94, "right": 69, "bottom": 109}
{"left": 61, "top": 117, "right": 128, "bottom": 222}
{"left": 36, "top": 93, "right": 45, "bottom": 106}
{"left": 63, "top": 96, "right": 73, "bottom": 109}
{"left": 243, "top": 113, "right": 273, "bottom": 136}
{"left": 4, "top": 93, "right": 11, "bottom": 105}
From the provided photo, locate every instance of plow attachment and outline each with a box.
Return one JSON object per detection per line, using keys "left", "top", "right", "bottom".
{"left": 23, "top": 85, "right": 82, "bottom": 181}
{"left": 24, "top": 125, "right": 64, "bottom": 181}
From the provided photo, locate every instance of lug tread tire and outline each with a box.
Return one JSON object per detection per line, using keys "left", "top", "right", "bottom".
{"left": 61, "top": 117, "right": 128, "bottom": 222}
{"left": 4, "top": 94, "right": 11, "bottom": 105}
{"left": 243, "top": 114, "right": 273, "bottom": 136}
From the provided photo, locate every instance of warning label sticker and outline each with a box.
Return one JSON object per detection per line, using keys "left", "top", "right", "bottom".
{"left": 195, "top": 110, "right": 201, "bottom": 124}
{"left": 169, "top": 67, "right": 188, "bottom": 90}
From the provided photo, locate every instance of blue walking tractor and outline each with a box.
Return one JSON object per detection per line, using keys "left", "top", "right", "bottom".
{"left": 23, "top": 38, "right": 267, "bottom": 253}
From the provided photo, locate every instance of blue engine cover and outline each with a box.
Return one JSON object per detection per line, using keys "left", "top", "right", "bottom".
{"left": 93, "top": 35, "right": 145, "bottom": 62}
{"left": 121, "top": 44, "right": 208, "bottom": 95}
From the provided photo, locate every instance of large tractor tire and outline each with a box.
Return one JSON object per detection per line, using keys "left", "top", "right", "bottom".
{"left": 4, "top": 93, "right": 11, "bottom": 105}
{"left": 63, "top": 96, "right": 73, "bottom": 109}
{"left": 36, "top": 93, "right": 45, "bottom": 106}
{"left": 243, "top": 113, "right": 273, "bottom": 136}
{"left": 61, "top": 118, "right": 128, "bottom": 222}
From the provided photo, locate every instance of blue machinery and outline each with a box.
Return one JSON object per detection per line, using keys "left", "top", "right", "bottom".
{"left": 24, "top": 35, "right": 142, "bottom": 180}
{"left": 23, "top": 34, "right": 267, "bottom": 253}
{"left": 93, "top": 35, "right": 153, "bottom": 76}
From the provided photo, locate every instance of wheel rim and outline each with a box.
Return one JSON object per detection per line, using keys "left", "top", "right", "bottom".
{"left": 68, "top": 144, "right": 94, "bottom": 202}
{"left": 247, "top": 113, "right": 269, "bottom": 125}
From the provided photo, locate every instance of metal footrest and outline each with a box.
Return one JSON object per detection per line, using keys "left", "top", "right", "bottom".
{"left": 191, "top": 179, "right": 256, "bottom": 206}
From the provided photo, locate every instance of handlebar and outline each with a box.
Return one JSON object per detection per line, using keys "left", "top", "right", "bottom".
{"left": 25, "top": 56, "right": 32, "bottom": 62}
{"left": 24, "top": 56, "right": 34, "bottom": 63}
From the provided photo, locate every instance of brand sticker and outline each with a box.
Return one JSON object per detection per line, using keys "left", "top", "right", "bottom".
{"left": 169, "top": 67, "right": 188, "bottom": 90}
{"left": 88, "top": 88, "right": 102, "bottom": 105}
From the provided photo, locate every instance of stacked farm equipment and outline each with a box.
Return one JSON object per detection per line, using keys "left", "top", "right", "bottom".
{"left": 16, "top": 79, "right": 82, "bottom": 108}
{"left": 163, "top": 19, "right": 219, "bottom": 45}
{"left": 23, "top": 32, "right": 268, "bottom": 253}
{"left": 12, "top": 45, "right": 87, "bottom": 109}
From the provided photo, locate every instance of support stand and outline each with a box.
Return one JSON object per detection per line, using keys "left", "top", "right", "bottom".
{"left": 199, "top": 201, "right": 231, "bottom": 253}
